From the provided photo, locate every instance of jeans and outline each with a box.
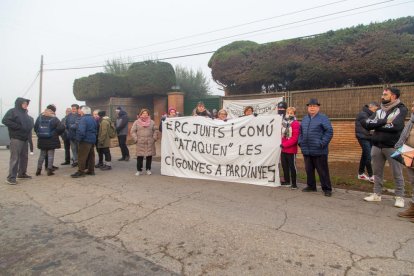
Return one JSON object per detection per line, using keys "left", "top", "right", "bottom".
{"left": 38, "top": 149, "right": 55, "bottom": 170}
{"left": 358, "top": 138, "right": 373, "bottom": 176}
{"left": 70, "top": 139, "right": 78, "bottom": 163}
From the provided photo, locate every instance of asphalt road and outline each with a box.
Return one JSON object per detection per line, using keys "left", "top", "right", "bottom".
{"left": 0, "top": 146, "right": 413, "bottom": 275}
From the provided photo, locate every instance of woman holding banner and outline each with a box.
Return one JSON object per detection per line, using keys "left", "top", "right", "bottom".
{"left": 281, "top": 107, "right": 300, "bottom": 189}
{"left": 131, "top": 109, "right": 158, "bottom": 176}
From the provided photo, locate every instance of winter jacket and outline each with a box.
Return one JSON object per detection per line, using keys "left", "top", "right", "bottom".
{"left": 97, "top": 117, "right": 112, "bottom": 148}
{"left": 34, "top": 109, "right": 65, "bottom": 150}
{"left": 60, "top": 115, "right": 69, "bottom": 140}
{"left": 362, "top": 102, "right": 408, "bottom": 148}
{"left": 355, "top": 105, "right": 374, "bottom": 140}
{"left": 2, "top": 97, "right": 34, "bottom": 141}
{"left": 192, "top": 108, "right": 212, "bottom": 118}
{"left": 130, "top": 120, "right": 158, "bottom": 157}
{"left": 282, "top": 120, "right": 300, "bottom": 154}
{"left": 298, "top": 112, "right": 333, "bottom": 156}
{"left": 116, "top": 110, "right": 129, "bottom": 136}
{"left": 66, "top": 112, "right": 81, "bottom": 141}
{"left": 76, "top": 114, "right": 97, "bottom": 144}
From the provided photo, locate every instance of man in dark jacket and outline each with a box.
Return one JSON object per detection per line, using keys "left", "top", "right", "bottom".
{"left": 60, "top": 108, "right": 72, "bottom": 165}
{"left": 66, "top": 104, "right": 81, "bottom": 167}
{"left": 362, "top": 87, "right": 408, "bottom": 208}
{"left": 34, "top": 104, "right": 65, "bottom": 176}
{"left": 355, "top": 102, "right": 379, "bottom": 182}
{"left": 2, "top": 97, "right": 34, "bottom": 184}
{"left": 298, "top": 98, "right": 334, "bottom": 197}
{"left": 115, "top": 106, "right": 130, "bottom": 161}
{"left": 71, "top": 106, "right": 97, "bottom": 178}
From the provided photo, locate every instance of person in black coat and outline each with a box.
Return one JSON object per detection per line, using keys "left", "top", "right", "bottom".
{"left": 2, "top": 97, "right": 34, "bottom": 184}
{"left": 355, "top": 102, "right": 379, "bottom": 182}
{"left": 34, "top": 105, "right": 65, "bottom": 176}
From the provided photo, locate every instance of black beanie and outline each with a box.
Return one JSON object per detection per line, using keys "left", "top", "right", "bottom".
{"left": 98, "top": 110, "right": 106, "bottom": 117}
{"left": 47, "top": 104, "right": 56, "bottom": 112}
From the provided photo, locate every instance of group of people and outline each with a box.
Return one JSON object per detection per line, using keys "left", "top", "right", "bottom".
{"left": 3, "top": 86, "right": 414, "bottom": 222}
{"left": 354, "top": 87, "right": 414, "bottom": 222}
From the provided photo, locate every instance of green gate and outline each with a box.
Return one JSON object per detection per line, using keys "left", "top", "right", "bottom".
{"left": 184, "top": 96, "right": 221, "bottom": 116}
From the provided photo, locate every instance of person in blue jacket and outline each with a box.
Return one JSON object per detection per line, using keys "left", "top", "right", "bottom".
{"left": 71, "top": 106, "right": 97, "bottom": 178}
{"left": 298, "top": 98, "right": 334, "bottom": 196}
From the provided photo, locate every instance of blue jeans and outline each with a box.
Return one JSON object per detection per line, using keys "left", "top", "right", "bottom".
{"left": 358, "top": 138, "right": 373, "bottom": 176}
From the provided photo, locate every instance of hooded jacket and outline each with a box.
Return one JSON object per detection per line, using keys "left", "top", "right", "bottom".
{"left": 355, "top": 105, "right": 374, "bottom": 140}
{"left": 34, "top": 109, "right": 65, "bottom": 150}
{"left": 2, "top": 97, "right": 33, "bottom": 141}
{"left": 116, "top": 110, "right": 129, "bottom": 136}
{"left": 66, "top": 112, "right": 81, "bottom": 140}
{"left": 362, "top": 102, "right": 407, "bottom": 148}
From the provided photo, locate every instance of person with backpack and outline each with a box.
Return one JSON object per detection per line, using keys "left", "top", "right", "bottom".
{"left": 97, "top": 110, "right": 115, "bottom": 170}
{"left": 2, "top": 97, "right": 34, "bottom": 185}
{"left": 34, "top": 104, "right": 65, "bottom": 176}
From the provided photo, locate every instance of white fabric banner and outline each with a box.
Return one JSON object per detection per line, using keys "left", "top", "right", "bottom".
{"left": 161, "top": 115, "right": 281, "bottom": 187}
{"left": 222, "top": 97, "right": 284, "bottom": 119}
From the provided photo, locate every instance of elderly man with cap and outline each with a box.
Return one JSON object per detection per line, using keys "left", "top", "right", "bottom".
{"left": 362, "top": 86, "right": 408, "bottom": 208}
{"left": 115, "top": 106, "right": 130, "bottom": 161}
{"left": 298, "top": 98, "right": 334, "bottom": 197}
{"left": 34, "top": 104, "right": 65, "bottom": 176}
{"left": 2, "top": 97, "right": 34, "bottom": 184}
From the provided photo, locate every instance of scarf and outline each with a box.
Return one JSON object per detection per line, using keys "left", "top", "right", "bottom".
{"left": 381, "top": 99, "right": 400, "bottom": 113}
{"left": 282, "top": 116, "right": 295, "bottom": 139}
{"left": 137, "top": 116, "right": 151, "bottom": 127}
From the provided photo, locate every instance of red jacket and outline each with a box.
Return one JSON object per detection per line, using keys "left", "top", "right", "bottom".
{"left": 282, "top": 120, "right": 300, "bottom": 154}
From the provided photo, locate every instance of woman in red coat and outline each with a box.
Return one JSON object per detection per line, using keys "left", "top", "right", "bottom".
{"left": 281, "top": 107, "right": 300, "bottom": 189}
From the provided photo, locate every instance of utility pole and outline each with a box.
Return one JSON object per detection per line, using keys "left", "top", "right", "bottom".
{"left": 38, "top": 55, "right": 43, "bottom": 115}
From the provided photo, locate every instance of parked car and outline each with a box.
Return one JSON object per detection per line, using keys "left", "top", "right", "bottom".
{"left": 0, "top": 125, "right": 10, "bottom": 149}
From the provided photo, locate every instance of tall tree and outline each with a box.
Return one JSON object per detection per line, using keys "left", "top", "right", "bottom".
{"left": 175, "top": 65, "right": 210, "bottom": 99}
{"left": 104, "top": 58, "right": 130, "bottom": 76}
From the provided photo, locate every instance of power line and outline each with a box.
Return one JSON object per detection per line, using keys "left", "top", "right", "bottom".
{"left": 76, "top": 0, "right": 400, "bottom": 66}
{"left": 21, "top": 71, "right": 40, "bottom": 98}
{"left": 44, "top": 51, "right": 216, "bottom": 71}
{"left": 44, "top": 0, "right": 351, "bottom": 66}
{"left": 43, "top": 0, "right": 411, "bottom": 72}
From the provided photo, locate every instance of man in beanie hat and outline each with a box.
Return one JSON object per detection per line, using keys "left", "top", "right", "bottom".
{"left": 299, "top": 98, "right": 334, "bottom": 197}
{"left": 363, "top": 87, "right": 408, "bottom": 208}
{"left": 2, "top": 97, "right": 34, "bottom": 184}
{"left": 34, "top": 104, "right": 65, "bottom": 176}
{"left": 115, "top": 106, "right": 130, "bottom": 161}
{"left": 97, "top": 110, "right": 112, "bottom": 170}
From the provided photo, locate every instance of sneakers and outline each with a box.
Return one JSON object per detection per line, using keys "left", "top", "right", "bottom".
{"left": 61, "top": 161, "right": 70, "bottom": 165}
{"left": 324, "top": 191, "right": 332, "bottom": 197}
{"left": 135, "top": 171, "right": 141, "bottom": 176}
{"left": 100, "top": 165, "right": 112, "bottom": 171}
{"left": 71, "top": 162, "right": 78, "bottom": 168}
{"left": 358, "top": 173, "right": 369, "bottom": 181}
{"left": 17, "top": 174, "right": 32, "bottom": 180}
{"left": 280, "top": 182, "right": 291, "bottom": 187}
{"left": 146, "top": 170, "right": 152, "bottom": 175}
{"left": 5, "top": 178, "right": 17, "bottom": 185}
{"left": 95, "top": 163, "right": 104, "bottom": 168}
{"left": 369, "top": 176, "right": 375, "bottom": 183}
{"left": 364, "top": 193, "right": 381, "bottom": 202}
{"left": 394, "top": 197, "right": 405, "bottom": 208}
{"left": 291, "top": 185, "right": 298, "bottom": 190}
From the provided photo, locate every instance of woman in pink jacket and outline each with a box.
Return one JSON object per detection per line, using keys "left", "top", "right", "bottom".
{"left": 281, "top": 107, "right": 300, "bottom": 189}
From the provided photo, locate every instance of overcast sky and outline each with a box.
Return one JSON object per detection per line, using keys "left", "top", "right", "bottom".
{"left": 1, "top": 0, "right": 413, "bottom": 119}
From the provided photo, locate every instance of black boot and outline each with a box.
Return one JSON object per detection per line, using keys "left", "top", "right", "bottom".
{"left": 47, "top": 169, "right": 55, "bottom": 176}
{"left": 35, "top": 168, "right": 41, "bottom": 176}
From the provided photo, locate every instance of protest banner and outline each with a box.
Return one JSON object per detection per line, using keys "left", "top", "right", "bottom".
{"left": 222, "top": 97, "right": 284, "bottom": 119}
{"left": 161, "top": 115, "right": 282, "bottom": 187}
